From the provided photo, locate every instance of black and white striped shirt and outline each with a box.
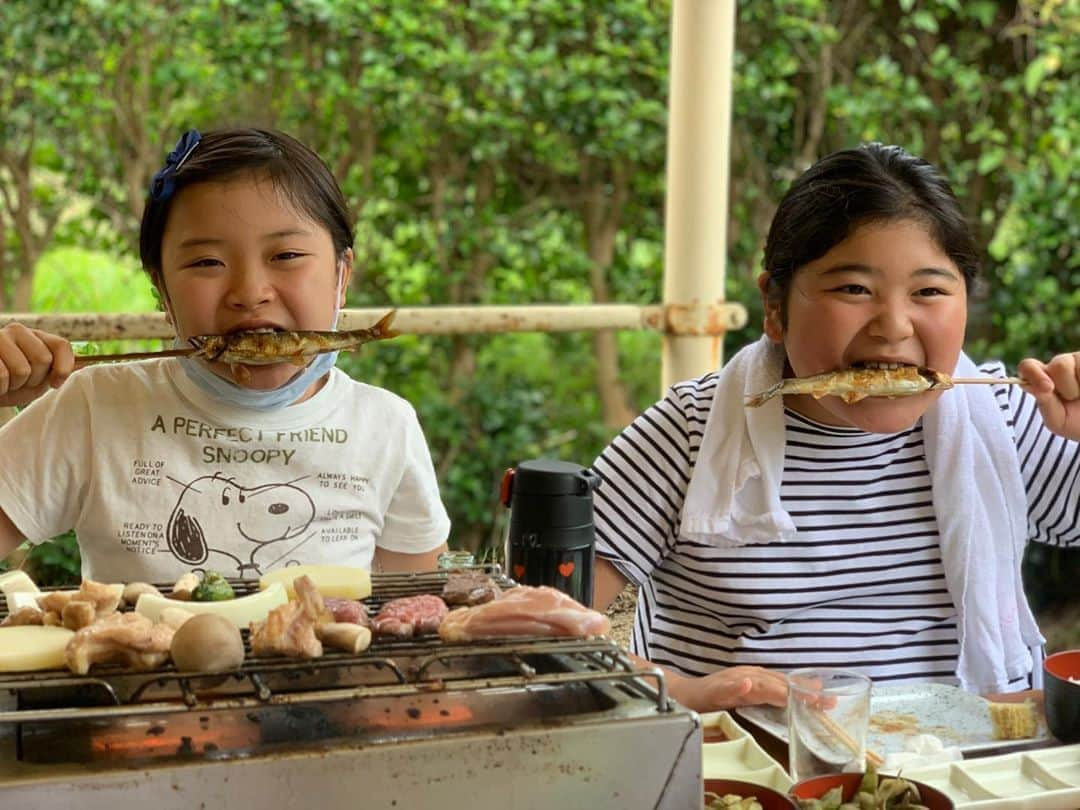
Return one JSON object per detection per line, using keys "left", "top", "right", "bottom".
{"left": 593, "top": 362, "right": 1080, "bottom": 687}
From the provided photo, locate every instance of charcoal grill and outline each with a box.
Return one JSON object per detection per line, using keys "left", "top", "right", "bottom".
{"left": 0, "top": 569, "right": 703, "bottom": 808}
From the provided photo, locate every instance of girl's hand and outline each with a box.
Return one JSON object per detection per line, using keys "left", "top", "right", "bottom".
{"left": 669, "top": 665, "right": 790, "bottom": 712}
{"left": 0, "top": 323, "right": 75, "bottom": 408}
{"left": 1019, "top": 352, "right": 1080, "bottom": 441}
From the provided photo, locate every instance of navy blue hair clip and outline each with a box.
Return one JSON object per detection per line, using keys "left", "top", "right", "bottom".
{"left": 149, "top": 129, "right": 202, "bottom": 202}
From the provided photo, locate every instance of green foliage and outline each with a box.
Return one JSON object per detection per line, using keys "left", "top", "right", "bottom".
{"left": 2, "top": 0, "right": 1077, "bottom": 597}
{"left": 21, "top": 532, "right": 81, "bottom": 587}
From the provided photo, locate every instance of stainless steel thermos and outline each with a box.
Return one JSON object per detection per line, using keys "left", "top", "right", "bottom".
{"left": 500, "top": 459, "right": 601, "bottom": 606}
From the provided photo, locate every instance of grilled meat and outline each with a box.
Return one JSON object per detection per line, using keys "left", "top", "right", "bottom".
{"left": 439, "top": 586, "right": 611, "bottom": 642}
{"left": 441, "top": 571, "right": 501, "bottom": 606}
{"left": 371, "top": 594, "right": 448, "bottom": 639}
{"left": 64, "top": 612, "right": 175, "bottom": 675}
{"left": 249, "top": 575, "right": 331, "bottom": 659}
{"left": 323, "top": 597, "right": 370, "bottom": 627}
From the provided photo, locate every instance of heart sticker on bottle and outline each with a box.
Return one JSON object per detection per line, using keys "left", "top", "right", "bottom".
{"left": 558, "top": 561, "right": 575, "bottom": 578}
{"left": 513, "top": 564, "right": 525, "bottom": 579}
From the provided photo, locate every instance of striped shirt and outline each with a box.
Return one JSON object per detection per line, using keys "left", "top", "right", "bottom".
{"left": 593, "top": 362, "right": 1080, "bottom": 687}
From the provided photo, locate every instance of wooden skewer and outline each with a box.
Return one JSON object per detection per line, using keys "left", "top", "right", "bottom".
{"left": 950, "top": 376, "right": 1027, "bottom": 386}
{"left": 74, "top": 347, "right": 197, "bottom": 367}
{"left": 814, "top": 708, "right": 886, "bottom": 769}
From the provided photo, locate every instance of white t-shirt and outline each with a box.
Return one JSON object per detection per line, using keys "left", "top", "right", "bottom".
{"left": 0, "top": 360, "right": 450, "bottom": 582}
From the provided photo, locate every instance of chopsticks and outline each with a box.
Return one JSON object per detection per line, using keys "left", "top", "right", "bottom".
{"left": 74, "top": 347, "right": 196, "bottom": 367}
{"left": 814, "top": 708, "right": 886, "bottom": 769}
{"left": 950, "top": 376, "right": 1027, "bottom": 386}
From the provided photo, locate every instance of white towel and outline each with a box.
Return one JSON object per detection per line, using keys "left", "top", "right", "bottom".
{"left": 681, "top": 337, "right": 1044, "bottom": 694}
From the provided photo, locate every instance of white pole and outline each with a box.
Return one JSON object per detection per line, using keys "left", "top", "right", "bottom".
{"left": 661, "top": 0, "right": 737, "bottom": 390}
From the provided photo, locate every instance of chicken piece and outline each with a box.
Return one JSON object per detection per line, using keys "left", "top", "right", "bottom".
{"left": 438, "top": 586, "right": 611, "bottom": 643}
{"left": 75, "top": 579, "right": 123, "bottom": 617}
{"left": 61, "top": 599, "right": 98, "bottom": 631}
{"left": 249, "top": 574, "right": 328, "bottom": 659}
{"left": 372, "top": 594, "right": 448, "bottom": 639}
{"left": 0, "top": 606, "right": 44, "bottom": 627}
{"left": 441, "top": 570, "right": 501, "bottom": 606}
{"left": 171, "top": 572, "right": 200, "bottom": 601}
{"left": 323, "top": 597, "right": 370, "bottom": 627}
{"left": 42, "top": 611, "right": 63, "bottom": 627}
{"left": 37, "top": 590, "right": 78, "bottom": 615}
{"left": 65, "top": 612, "right": 175, "bottom": 675}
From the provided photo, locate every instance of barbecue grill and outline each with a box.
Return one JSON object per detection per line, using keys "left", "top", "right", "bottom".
{"left": 0, "top": 569, "right": 703, "bottom": 808}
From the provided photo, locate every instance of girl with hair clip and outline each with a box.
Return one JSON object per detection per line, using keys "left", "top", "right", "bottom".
{"left": 591, "top": 143, "right": 1080, "bottom": 711}
{"left": 0, "top": 128, "right": 450, "bottom": 582}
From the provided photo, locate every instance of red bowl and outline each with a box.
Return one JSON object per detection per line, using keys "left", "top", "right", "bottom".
{"left": 790, "top": 772, "right": 954, "bottom": 810}
{"left": 705, "top": 778, "right": 797, "bottom": 810}
{"left": 1044, "top": 649, "right": 1080, "bottom": 743}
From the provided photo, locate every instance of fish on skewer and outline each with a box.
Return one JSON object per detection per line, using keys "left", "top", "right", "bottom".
{"left": 745, "top": 362, "right": 1026, "bottom": 408}
{"left": 72, "top": 310, "right": 400, "bottom": 368}
{"left": 188, "top": 309, "right": 399, "bottom": 366}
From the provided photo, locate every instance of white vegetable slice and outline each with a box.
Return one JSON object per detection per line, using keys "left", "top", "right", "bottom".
{"left": 8, "top": 591, "right": 42, "bottom": 612}
{"left": 0, "top": 626, "right": 74, "bottom": 671}
{"left": 0, "top": 570, "right": 39, "bottom": 612}
{"left": 258, "top": 565, "right": 372, "bottom": 600}
{"left": 134, "top": 582, "right": 287, "bottom": 628}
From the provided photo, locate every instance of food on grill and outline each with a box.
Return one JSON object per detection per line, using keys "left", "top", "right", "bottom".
{"left": 36, "top": 589, "right": 79, "bottom": 616}
{"left": 64, "top": 612, "right": 175, "bottom": 675}
{"left": 746, "top": 364, "right": 953, "bottom": 407}
{"left": 170, "top": 572, "right": 201, "bottom": 601}
{"left": 121, "top": 581, "right": 162, "bottom": 606}
{"left": 705, "top": 794, "right": 763, "bottom": 810}
{"left": 61, "top": 600, "right": 97, "bottom": 631}
{"left": 158, "top": 606, "right": 196, "bottom": 630}
{"left": 0, "top": 625, "right": 75, "bottom": 671}
{"left": 987, "top": 700, "right": 1038, "bottom": 740}
{"left": 441, "top": 570, "right": 501, "bottom": 606}
{"left": 250, "top": 575, "right": 330, "bottom": 659}
{"left": 323, "top": 597, "right": 370, "bottom": 627}
{"left": 259, "top": 564, "right": 372, "bottom": 600}
{"left": 438, "top": 586, "right": 611, "bottom": 642}
{"left": 189, "top": 310, "right": 398, "bottom": 367}
{"left": 6, "top": 590, "right": 42, "bottom": 614}
{"left": 0, "top": 569, "right": 39, "bottom": 611}
{"left": 1, "top": 605, "right": 45, "bottom": 627}
{"left": 316, "top": 622, "right": 373, "bottom": 654}
{"left": 371, "top": 594, "right": 448, "bottom": 639}
{"left": 135, "top": 581, "right": 288, "bottom": 628}
{"left": 191, "top": 570, "right": 236, "bottom": 602}
{"left": 170, "top": 613, "right": 245, "bottom": 673}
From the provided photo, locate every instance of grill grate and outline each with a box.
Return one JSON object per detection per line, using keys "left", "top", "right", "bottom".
{"left": 0, "top": 568, "right": 670, "bottom": 726}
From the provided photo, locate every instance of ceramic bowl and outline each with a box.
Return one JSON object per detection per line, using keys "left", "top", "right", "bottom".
{"left": 790, "top": 772, "right": 954, "bottom": 810}
{"left": 705, "top": 778, "right": 798, "bottom": 809}
{"left": 1044, "top": 649, "right": 1080, "bottom": 743}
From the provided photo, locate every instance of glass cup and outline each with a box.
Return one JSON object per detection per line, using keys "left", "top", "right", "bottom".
{"left": 787, "top": 668, "right": 872, "bottom": 783}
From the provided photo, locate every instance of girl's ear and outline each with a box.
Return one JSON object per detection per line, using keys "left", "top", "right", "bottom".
{"left": 757, "top": 272, "right": 785, "bottom": 343}
{"left": 337, "top": 248, "right": 354, "bottom": 308}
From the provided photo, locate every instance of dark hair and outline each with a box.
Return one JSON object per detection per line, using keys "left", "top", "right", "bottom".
{"left": 138, "top": 128, "right": 354, "bottom": 284}
{"left": 762, "top": 143, "right": 979, "bottom": 321}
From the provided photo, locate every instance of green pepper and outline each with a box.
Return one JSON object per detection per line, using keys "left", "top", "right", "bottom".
{"left": 191, "top": 570, "right": 235, "bottom": 602}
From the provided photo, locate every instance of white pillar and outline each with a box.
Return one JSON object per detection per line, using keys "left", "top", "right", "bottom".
{"left": 661, "top": 0, "right": 737, "bottom": 390}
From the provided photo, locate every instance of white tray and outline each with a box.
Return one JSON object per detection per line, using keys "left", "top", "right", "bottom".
{"left": 903, "top": 744, "right": 1080, "bottom": 809}
{"left": 700, "top": 710, "right": 793, "bottom": 792}
{"left": 738, "top": 683, "right": 1050, "bottom": 756}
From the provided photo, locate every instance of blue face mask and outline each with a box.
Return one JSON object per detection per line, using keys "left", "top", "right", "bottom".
{"left": 171, "top": 266, "right": 346, "bottom": 411}
{"left": 175, "top": 344, "right": 339, "bottom": 411}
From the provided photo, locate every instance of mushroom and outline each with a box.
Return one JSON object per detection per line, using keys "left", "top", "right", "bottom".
{"left": 315, "top": 622, "right": 372, "bottom": 655}
{"left": 169, "top": 613, "right": 245, "bottom": 673}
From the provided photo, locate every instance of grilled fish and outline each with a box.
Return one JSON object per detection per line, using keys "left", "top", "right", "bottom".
{"left": 745, "top": 364, "right": 954, "bottom": 408}
{"left": 189, "top": 310, "right": 399, "bottom": 366}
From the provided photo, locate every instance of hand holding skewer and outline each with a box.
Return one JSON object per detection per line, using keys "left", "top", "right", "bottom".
{"left": 1018, "top": 351, "right": 1080, "bottom": 441}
